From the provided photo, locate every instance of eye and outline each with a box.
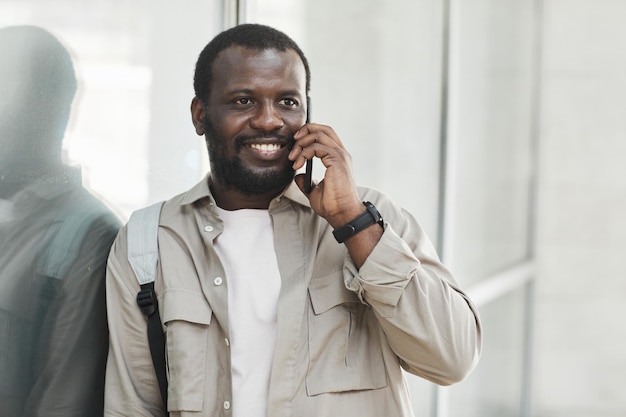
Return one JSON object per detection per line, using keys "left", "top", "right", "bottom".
{"left": 234, "top": 97, "right": 253, "bottom": 105}
{"left": 278, "top": 98, "right": 299, "bottom": 107}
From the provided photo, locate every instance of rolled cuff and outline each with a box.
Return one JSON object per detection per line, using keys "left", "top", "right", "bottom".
{"left": 344, "top": 225, "right": 419, "bottom": 308}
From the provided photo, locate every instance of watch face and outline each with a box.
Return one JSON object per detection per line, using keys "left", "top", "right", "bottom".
{"left": 364, "top": 202, "right": 383, "bottom": 224}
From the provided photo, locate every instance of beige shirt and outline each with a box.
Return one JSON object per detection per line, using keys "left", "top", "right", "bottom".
{"left": 104, "top": 175, "right": 482, "bottom": 417}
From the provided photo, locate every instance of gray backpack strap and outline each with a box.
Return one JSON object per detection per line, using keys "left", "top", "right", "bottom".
{"left": 127, "top": 201, "right": 164, "bottom": 286}
{"left": 126, "top": 201, "right": 168, "bottom": 412}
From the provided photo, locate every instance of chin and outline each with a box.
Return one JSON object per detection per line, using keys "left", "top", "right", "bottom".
{"left": 220, "top": 169, "right": 294, "bottom": 195}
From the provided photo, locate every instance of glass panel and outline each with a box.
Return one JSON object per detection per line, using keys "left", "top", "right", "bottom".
{"left": 0, "top": 1, "right": 222, "bottom": 414}
{"left": 445, "top": 0, "right": 537, "bottom": 283}
{"left": 0, "top": 0, "right": 222, "bottom": 218}
{"left": 245, "top": 0, "right": 445, "bottom": 243}
{"left": 447, "top": 285, "right": 529, "bottom": 417}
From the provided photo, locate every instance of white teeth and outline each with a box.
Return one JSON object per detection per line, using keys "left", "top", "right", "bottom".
{"left": 250, "top": 143, "right": 281, "bottom": 152}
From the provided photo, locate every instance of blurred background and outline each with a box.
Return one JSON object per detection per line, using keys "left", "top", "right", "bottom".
{"left": 1, "top": 0, "right": 624, "bottom": 416}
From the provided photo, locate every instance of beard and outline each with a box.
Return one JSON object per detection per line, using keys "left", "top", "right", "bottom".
{"left": 204, "top": 115, "right": 296, "bottom": 195}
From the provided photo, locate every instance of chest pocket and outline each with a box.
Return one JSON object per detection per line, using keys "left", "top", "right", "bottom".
{"left": 306, "top": 271, "right": 388, "bottom": 396}
{"left": 162, "top": 289, "right": 212, "bottom": 412}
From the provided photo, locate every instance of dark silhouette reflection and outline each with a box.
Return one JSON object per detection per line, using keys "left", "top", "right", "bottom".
{"left": 0, "top": 26, "right": 121, "bottom": 416}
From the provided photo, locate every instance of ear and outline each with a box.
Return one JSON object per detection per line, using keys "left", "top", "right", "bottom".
{"left": 190, "top": 97, "right": 205, "bottom": 136}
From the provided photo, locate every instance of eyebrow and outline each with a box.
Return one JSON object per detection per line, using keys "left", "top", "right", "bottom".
{"left": 222, "top": 88, "right": 306, "bottom": 100}
{"left": 225, "top": 88, "right": 303, "bottom": 97}
{"left": 225, "top": 88, "right": 254, "bottom": 96}
{"left": 278, "top": 89, "right": 303, "bottom": 97}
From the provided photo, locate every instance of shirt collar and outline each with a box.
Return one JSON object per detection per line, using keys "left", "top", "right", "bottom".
{"left": 178, "top": 173, "right": 311, "bottom": 209}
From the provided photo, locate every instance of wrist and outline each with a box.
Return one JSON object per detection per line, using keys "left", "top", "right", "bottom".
{"left": 332, "top": 201, "right": 384, "bottom": 243}
{"left": 325, "top": 198, "right": 365, "bottom": 229}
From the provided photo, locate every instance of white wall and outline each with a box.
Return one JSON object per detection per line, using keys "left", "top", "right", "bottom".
{"left": 534, "top": 0, "right": 626, "bottom": 415}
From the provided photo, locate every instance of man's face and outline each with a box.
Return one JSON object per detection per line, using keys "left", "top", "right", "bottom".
{"left": 201, "top": 46, "right": 307, "bottom": 195}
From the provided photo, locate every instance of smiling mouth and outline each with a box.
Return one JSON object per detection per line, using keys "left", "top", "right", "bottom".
{"left": 249, "top": 143, "right": 283, "bottom": 152}
{"left": 245, "top": 142, "right": 289, "bottom": 160}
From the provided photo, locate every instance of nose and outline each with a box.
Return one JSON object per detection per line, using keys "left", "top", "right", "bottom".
{"left": 249, "top": 102, "right": 284, "bottom": 132}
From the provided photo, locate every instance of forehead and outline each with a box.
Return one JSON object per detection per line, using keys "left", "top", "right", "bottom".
{"left": 210, "top": 46, "right": 306, "bottom": 95}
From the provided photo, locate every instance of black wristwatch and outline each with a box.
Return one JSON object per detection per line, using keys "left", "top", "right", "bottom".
{"left": 332, "top": 201, "right": 384, "bottom": 243}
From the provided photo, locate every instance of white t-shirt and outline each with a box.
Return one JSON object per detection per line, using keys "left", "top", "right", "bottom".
{"left": 214, "top": 207, "right": 281, "bottom": 417}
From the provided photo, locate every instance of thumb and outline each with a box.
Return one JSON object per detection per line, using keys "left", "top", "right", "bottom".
{"left": 293, "top": 173, "right": 308, "bottom": 194}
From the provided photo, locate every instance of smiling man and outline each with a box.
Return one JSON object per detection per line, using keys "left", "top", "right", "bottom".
{"left": 196, "top": 46, "right": 304, "bottom": 204}
{"left": 104, "top": 24, "right": 482, "bottom": 417}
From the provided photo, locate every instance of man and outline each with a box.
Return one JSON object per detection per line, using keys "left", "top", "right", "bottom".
{"left": 0, "top": 26, "right": 121, "bottom": 416}
{"left": 105, "top": 23, "right": 481, "bottom": 417}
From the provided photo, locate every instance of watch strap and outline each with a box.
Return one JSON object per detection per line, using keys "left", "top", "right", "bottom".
{"left": 332, "top": 201, "right": 384, "bottom": 243}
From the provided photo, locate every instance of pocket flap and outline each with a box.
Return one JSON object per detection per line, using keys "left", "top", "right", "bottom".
{"left": 162, "top": 288, "right": 212, "bottom": 325}
{"left": 309, "top": 271, "right": 358, "bottom": 315}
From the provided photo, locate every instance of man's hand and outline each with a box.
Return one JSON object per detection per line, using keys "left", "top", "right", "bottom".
{"left": 289, "top": 123, "right": 384, "bottom": 268}
{"left": 290, "top": 123, "right": 364, "bottom": 228}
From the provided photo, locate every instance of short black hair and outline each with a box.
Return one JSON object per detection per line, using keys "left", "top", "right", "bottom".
{"left": 193, "top": 23, "right": 310, "bottom": 104}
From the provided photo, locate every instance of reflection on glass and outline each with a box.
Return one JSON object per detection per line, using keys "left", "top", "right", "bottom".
{"left": 0, "top": 26, "right": 121, "bottom": 416}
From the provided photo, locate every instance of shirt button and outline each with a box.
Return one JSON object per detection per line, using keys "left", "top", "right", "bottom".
{"left": 224, "top": 338, "right": 230, "bottom": 346}
{"left": 223, "top": 400, "right": 231, "bottom": 410}
{"left": 213, "top": 277, "right": 223, "bottom": 286}
{"left": 204, "top": 225, "right": 213, "bottom": 232}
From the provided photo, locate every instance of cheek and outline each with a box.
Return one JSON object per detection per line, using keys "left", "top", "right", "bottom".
{"left": 212, "top": 113, "right": 247, "bottom": 136}
{"left": 284, "top": 111, "right": 307, "bottom": 131}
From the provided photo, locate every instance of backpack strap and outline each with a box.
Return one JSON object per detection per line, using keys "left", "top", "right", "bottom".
{"left": 127, "top": 201, "right": 168, "bottom": 411}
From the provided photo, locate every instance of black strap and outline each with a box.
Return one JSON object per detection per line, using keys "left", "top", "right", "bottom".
{"left": 137, "top": 282, "right": 168, "bottom": 412}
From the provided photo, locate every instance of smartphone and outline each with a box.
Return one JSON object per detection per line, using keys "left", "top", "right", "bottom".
{"left": 304, "top": 97, "right": 313, "bottom": 193}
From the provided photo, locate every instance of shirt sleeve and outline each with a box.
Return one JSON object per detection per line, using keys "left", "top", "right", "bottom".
{"left": 343, "top": 203, "right": 482, "bottom": 386}
{"left": 104, "top": 225, "right": 165, "bottom": 416}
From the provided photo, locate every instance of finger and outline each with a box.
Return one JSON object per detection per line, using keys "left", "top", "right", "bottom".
{"left": 288, "top": 143, "right": 307, "bottom": 162}
{"left": 289, "top": 134, "right": 326, "bottom": 166}
{"left": 291, "top": 141, "right": 335, "bottom": 170}
{"left": 295, "top": 123, "right": 344, "bottom": 148}
{"left": 291, "top": 147, "right": 314, "bottom": 170}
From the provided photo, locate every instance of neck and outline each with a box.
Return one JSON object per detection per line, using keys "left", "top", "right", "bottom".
{"left": 209, "top": 180, "right": 282, "bottom": 211}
